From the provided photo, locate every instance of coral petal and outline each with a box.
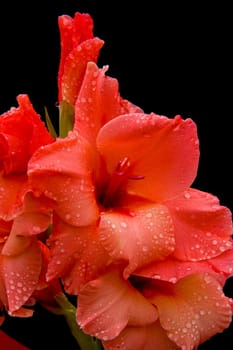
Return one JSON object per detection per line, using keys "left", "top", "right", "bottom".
{"left": 1, "top": 241, "right": 42, "bottom": 313}
{"left": 149, "top": 273, "right": 233, "bottom": 349}
{"left": 99, "top": 200, "right": 175, "bottom": 277}
{"left": 58, "top": 13, "right": 94, "bottom": 101}
{"left": 166, "top": 188, "right": 233, "bottom": 261}
{"left": 74, "top": 62, "right": 122, "bottom": 143}
{"left": 103, "top": 321, "right": 179, "bottom": 350}
{"left": 60, "top": 38, "right": 104, "bottom": 105}
{"left": 0, "top": 175, "right": 28, "bottom": 221}
{"left": 97, "top": 113, "right": 199, "bottom": 201}
{"left": 28, "top": 132, "right": 99, "bottom": 226}
{"left": 77, "top": 268, "right": 158, "bottom": 341}
{"left": 46, "top": 217, "right": 109, "bottom": 293}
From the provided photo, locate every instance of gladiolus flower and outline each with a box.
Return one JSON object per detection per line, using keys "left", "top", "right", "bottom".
{"left": 28, "top": 37, "right": 233, "bottom": 350}
{"left": 1, "top": 10, "right": 233, "bottom": 350}
{"left": 0, "top": 95, "right": 55, "bottom": 317}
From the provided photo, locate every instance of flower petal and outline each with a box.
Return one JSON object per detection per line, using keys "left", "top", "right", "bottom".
{"left": 147, "top": 273, "right": 233, "bottom": 349}
{"left": 208, "top": 249, "right": 233, "bottom": 277}
{"left": 165, "top": 188, "right": 233, "bottom": 261}
{"left": 0, "top": 94, "right": 54, "bottom": 175}
{"left": 46, "top": 216, "right": 110, "bottom": 293}
{"left": 16, "top": 95, "right": 54, "bottom": 155}
{"left": 77, "top": 268, "right": 158, "bottom": 341}
{"left": 0, "top": 240, "right": 42, "bottom": 313}
{"left": 1, "top": 194, "right": 52, "bottom": 256}
{"left": 74, "top": 62, "right": 124, "bottom": 143}
{"left": 60, "top": 38, "right": 104, "bottom": 105}
{"left": 74, "top": 62, "right": 143, "bottom": 144}
{"left": 97, "top": 113, "right": 199, "bottom": 202}
{"left": 99, "top": 199, "right": 175, "bottom": 278}
{"left": 135, "top": 256, "right": 224, "bottom": 285}
{"left": 1, "top": 233, "right": 31, "bottom": 257}
{"left": 28, "top": 131, "right": 99, "bottom": 226}
{"left": 0, "top": 175, "right": 28, "bottom": 221}
{"left": 103, "top": 321, "right": 179, "bottom": 350}
{"left": 58, "top": 13, "right": 94, "bottom": 102}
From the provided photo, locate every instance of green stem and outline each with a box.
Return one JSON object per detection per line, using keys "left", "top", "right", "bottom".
{"left": 55, "top": 294, "right": 103, "bottom": 350}
{"left": 59, "top": 101, "right": 74, "bottom": 138}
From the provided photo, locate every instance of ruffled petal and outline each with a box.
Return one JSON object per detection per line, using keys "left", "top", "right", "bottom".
{"left": 103, "top": 321, "right": 179, "bottom": 350}
{"left": 2, "top": 194, "right": 52, "bottom": 256}
{"left": 136, "top": 249, "right": 233, "bottom": 288}
{"left": 46, "top": 216, "right": 110, "bottom": 293}
{"left": 119, "top": 99, "right": 143, "bottom": 115}
{"left": 16, "top": 95, "right": 54, "bottom": 155}
{"left": 97, "top": 113, "right": 199, "bottom": 202}
{"left": 77, "top": 268, "right": 158, "bottom": 341}
{"left": 165, "top": 188, "right": 233, "bottom": 261}
{"left": 0, "top": 94, "right": 54, "bottom": 175}
{"left": 74, "top": 62, "right": 125, "bottom": 143}
{"left": 28, "top": 131, "right": 99, "bottom": 226}
{"left": 99, "top": 198, "right": 175, "bottom": 278}
{"left": 0, "top": 240, "right": 42, "bottom": 313}
{"left": 60, "top": 38, "right": 104, "bottom": 105}
{"left": 9, "top": 193, "right": 52, "bottom": 237}
{"left": 135, "top": 256, "right": 223, "bottom": 284}
{"left": 208, "top": 249, "right": 233, "bottom": 277}
{"left": 147, "top": 273, "right": 233, "bottom": 349}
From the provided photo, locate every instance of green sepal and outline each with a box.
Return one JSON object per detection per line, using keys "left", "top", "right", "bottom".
{"left": 55, "top": 294, "right": 103, "bottom": 350}
{"left": 44, "top": 106, "right": 58, "bottom": 138}
{"left": 59, "top": 101, "right": 75, "bottom": 138}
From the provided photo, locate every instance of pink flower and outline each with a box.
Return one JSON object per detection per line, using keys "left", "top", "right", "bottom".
{"left": 2, "top": 10, "right": 231, "bottom": 350}
{"left": 27, "top": 13, "right": 233, "bottom": 348}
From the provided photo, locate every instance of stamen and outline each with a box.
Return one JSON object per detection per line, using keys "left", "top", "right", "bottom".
{"left": 115, "top": 157, "right": 131, "bottom": 176}
{"left": 128, "top": 175, "right": 145, "bottom": 180}
{"left": 102, "top": 157, "right": 144, "bottom": 208}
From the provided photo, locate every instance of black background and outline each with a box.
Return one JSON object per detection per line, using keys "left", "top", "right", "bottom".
{"left": 0, "top": 1, "right": 232, "bottom": 349}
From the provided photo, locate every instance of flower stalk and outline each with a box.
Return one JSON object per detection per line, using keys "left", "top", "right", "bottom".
{"left": 55, "top": 294, "right": 103, "bottom": 350}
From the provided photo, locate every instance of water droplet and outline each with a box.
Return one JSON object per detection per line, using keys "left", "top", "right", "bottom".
{"left": 142, "top": 246, "right": 148, "bottom": 252}
{"left": 184, "top": 191, "right": 191, "bottom": 199}
{"left": 65, "top": 214, "right": 71, "bottom": 220}
{"left": 32, "top": 225, "right": 41, "bottom": 233}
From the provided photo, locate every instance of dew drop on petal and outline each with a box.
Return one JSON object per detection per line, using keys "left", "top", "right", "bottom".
{"left": 184, "top": 191, "right": 191, "bottom": 199}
